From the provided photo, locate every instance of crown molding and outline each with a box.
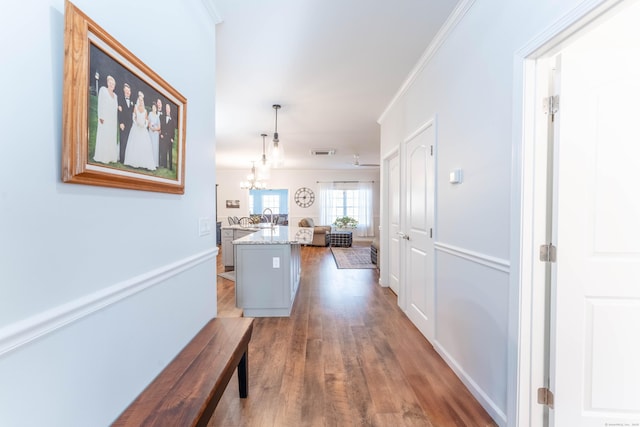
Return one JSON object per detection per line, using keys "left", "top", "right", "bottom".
{"left": 377, "top": 0, "right": 476, "bottom": 124}
{"left": 201, "top": 0, "right": 223, "bottom": 25}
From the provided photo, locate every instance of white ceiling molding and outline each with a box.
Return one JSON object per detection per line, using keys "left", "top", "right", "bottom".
{"left": 201, "top": 0, "right": 223, "bottom": 25}
{"left": 377, "top": 0, "right": 476, "bottom": 124}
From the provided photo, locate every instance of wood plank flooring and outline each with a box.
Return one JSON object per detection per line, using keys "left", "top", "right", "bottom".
{"left": 212, "top": 243, "right": 497, "bottom": 427}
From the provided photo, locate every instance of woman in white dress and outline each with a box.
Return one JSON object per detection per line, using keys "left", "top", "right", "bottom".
{"left": 124, "top": 92, "right": 157, "bottom": 170}
{"left": 147, "top": 103, "right": 161, "bottom": 167}
{"left": 93, "top": 75, "right": 119, "bottom": 164}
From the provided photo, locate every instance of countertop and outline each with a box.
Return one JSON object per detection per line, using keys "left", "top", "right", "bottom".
{"left": 220, "top": 224, "right": 259, "bottom": 231}
{"left": 230, "top": 225, "right": 313, "bottom": 245}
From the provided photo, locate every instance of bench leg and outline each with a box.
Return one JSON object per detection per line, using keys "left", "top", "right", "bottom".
{"left": 237, "top": 351, "right": 248, "bottom": 398}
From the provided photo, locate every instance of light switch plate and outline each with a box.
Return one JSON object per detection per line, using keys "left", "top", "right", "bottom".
{"left": 199, "top": 217, "right": 212, "bottom": 236}
{"left": 449, "top": 169, "right": 463, "bottom": 184}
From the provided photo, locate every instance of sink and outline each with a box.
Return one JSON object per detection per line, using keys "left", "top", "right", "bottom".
{"left": 256, "top": 223, "right": 276, "bottom": 229}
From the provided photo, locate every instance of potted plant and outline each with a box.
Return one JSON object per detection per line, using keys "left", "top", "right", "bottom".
{"left": 332, "top": 216, "right": 358, "bottom": 229}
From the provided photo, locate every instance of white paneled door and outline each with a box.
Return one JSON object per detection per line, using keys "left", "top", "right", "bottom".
{"left": 550, "top": 3, "right": 640, "bottom": 425}
{"left": 403, "top": 121, "right": 435, "bottom": 341}
{"left": 388, "top": 151, "right": 401, "bottom": 295}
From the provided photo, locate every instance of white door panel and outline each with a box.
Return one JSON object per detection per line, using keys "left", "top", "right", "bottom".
{"left": 389, "top": 152, "right": 401, "bottom": 295}
{"left": 404, "top": 122, "right": 435, "bottom": 340}
{"left": 409, "top": 143, "right": 428, "bottom": 231}
{"left": 551, "top": 3, "right": 640, "bottom": 425}
{"left": 408, "top": 246, "right": 429, "bottom": 317}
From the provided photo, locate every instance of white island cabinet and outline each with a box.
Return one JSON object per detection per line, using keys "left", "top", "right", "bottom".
{"left": 233, "top": 225, "right": 310, "bottom": 317}
{"left": 221, "top": 226, "right": 258, "bottom": 269}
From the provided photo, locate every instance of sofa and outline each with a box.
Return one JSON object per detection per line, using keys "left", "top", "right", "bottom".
{"left": 298, "top": 217, "right": 331, "bottom": 246}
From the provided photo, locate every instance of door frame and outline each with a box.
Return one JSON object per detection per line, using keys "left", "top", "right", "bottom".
{"left": 381, "top": 146, "right": 400, "bottom": 293}
{"left": 511, "top": 0, "right": 623, "bottom": 425}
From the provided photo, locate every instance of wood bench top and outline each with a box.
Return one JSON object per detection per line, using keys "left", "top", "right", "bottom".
{"left": 112, "top": 317, "right": 254, "bottom": 427}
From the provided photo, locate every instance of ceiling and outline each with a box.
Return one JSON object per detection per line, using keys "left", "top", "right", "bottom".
{"left": 213, "top": 0, "right": 459, "bottom": 170}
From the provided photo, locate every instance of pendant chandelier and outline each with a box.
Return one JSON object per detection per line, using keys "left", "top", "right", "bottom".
{"left": 257, "top": 133, "right": 270, "bottom": 179}
{"left": 240, "top": 161, "right": 266, "bottom": 190}
{"left": 268, "top": 104, "right": 284, "bottom": 168}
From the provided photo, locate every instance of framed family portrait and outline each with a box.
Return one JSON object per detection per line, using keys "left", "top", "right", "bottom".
{"left": 62, "top": 1, "right": 187, "bottom": 194}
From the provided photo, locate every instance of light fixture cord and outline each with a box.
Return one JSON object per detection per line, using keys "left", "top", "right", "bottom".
{"left": 273, "top": 105, "right": 280, "bottom": 142}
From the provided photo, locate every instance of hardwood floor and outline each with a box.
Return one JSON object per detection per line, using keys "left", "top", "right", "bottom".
{"left": 211, "top": 243, "right": 497, "bottom": 427}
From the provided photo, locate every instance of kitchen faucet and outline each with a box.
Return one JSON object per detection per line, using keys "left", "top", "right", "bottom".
{"left": 262, "top": 208, "right": 274, "bottom": 225}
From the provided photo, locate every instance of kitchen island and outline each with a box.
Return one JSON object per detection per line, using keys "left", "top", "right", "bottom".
{"left": 232, "top": 225, "right": 312, "bottom": 317}
{"left": 221, "top": 225, "right": 260, "bottom": 270}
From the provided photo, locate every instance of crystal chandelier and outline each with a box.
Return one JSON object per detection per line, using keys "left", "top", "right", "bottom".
{"left": 240, "top": 162, "right": 267, "bottom": 190}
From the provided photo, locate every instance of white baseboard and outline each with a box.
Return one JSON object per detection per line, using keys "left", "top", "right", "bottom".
{"left": 434, "top": 340, "right": 507, "bottom": 426}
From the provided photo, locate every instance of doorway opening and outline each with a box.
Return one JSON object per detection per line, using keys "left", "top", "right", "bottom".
{"left": 517, "top": 1, "right": 640, "bottom": 425}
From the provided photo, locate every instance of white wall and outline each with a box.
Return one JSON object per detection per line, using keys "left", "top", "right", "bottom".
{"left": 379, "top": 0, "right": 588, "bottom": 425}
{"left": 217, "top": 168, "right": 380, "bottom": 235}
{"left": 0, "top": 0, "right": 218, "bottom": 425}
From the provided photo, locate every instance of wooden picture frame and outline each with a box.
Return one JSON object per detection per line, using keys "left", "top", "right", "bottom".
{"left": 62, "top": 1, "right": 187, "bottom": 194}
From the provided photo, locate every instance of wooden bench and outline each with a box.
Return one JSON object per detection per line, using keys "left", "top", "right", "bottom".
{"left": 113, "top": 317, "right": 254, "bottom": 427}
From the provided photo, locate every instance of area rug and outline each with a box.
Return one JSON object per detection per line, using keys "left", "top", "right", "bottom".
{"left": 331, "top": 247, "right": 377, "bottom": 269}
{"left": 217, "top": 271, "right": 236, "bottom": 281}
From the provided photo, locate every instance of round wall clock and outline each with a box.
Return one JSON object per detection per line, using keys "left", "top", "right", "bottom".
{"left": 295, "top": 228, "right": 313, "bottom": 243}
{"left": 294, "top": 187, "right": 315, "bottom": 208}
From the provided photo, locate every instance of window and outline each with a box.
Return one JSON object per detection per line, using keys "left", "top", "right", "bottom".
{"left": 319, "top": 182, "right": 373, "bottom": 237}
{"left": 330, "top": 190, "right": 357, "bottom": 219}
{"left": 262, "top": 194, "right": 280, "bottom": 214}
{"left": 248, "top": 194, "right": 254, "bottom": 214}
{"left": 248, "top": 189, "right": 288, "bottom": 215}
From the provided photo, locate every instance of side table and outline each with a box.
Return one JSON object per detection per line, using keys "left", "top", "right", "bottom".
{"left": 329, "top": 230, "right": 353, "bottom": 247}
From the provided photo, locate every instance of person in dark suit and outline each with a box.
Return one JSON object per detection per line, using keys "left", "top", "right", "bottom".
{"left": 155, "top": 98, "right": 163, "bottom": 162}
{"left": 117, "top": 83, "right": 134, "bottom": 163}
{"left": 159, "top": 103, "right": 176, "bottom": 170}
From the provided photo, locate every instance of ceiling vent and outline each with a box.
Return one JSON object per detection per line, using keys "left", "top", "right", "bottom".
{"left": 310, "top": 149, "right": 336, "bottom": 156}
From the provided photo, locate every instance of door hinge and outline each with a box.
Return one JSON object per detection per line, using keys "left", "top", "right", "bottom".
{"left": 537, "top": 387, "right": 555, "bottom": 408}
{"left": 543, "top": 95, "right": 559, "bottom": 119}
{"left": 430, "top": 145, "right": 433, "bottom": 156}
{"left": 430, "top": 228, "right": 433, "bottom": 238}
{"left": 539, "top": 243, "right": 557, "bottom": 263}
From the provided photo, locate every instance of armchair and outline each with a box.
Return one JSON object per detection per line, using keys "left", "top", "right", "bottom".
{"left": 298, "top": 217, "right": 331, "bottom": 246}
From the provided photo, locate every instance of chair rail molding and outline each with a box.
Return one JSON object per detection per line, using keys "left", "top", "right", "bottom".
{"left": 0, "top": 248, "right": 218, "bottom": 357}
{"left": 434, "top": 241, "right": 510, "bottom": 273}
